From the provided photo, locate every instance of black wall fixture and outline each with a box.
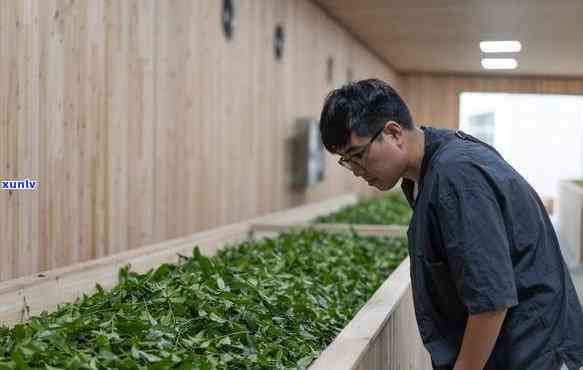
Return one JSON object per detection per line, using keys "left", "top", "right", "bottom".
{"left": 274, "top": 24, "right": 285, "bottom": 61}
{"left": 327, "top": 56, "right": 334, "bottom": 84}
{"left": 222, "top": 0, "right": 234, "bottom": 41}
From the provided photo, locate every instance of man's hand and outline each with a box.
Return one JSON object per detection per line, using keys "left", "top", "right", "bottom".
{"left": 453, "top": 308, "right": 508, "bottom": 370}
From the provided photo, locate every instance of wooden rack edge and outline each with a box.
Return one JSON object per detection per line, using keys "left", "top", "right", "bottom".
{"left": 250, "top": 222, "right": 408, "bottom": 238}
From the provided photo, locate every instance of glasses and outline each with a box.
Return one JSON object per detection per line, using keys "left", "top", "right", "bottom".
{"left": 338, "top": 127, "right": 384, "bottom": 172}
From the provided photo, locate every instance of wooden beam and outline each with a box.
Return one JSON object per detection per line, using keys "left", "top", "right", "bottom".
{"left": 250, "top": 222, "right": 408, "bottom": 238}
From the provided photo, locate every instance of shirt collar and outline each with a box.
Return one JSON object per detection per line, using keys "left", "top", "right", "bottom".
{"left": 401, "top": 125, "right": 456, "bottom": 208}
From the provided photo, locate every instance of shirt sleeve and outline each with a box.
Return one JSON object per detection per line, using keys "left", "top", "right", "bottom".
{"left": 433, "top": 161, "right": 519, "bottom": 315}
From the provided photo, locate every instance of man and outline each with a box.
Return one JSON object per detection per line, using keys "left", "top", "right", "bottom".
{"left": 318, "top": 78, "right": 583, "bottom": 370}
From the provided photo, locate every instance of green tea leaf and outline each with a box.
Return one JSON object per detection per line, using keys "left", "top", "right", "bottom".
{"left": 0, "top": 227, "right": 407, "bottom": 369}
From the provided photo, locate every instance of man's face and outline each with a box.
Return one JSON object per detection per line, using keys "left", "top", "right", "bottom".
{"left": 338, "top": 122, "right": 408, "bottom": 191}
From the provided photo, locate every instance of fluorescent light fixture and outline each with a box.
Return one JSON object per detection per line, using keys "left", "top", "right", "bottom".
{"left": 480, "top": 41, "right": 522, "bottom": 53}
{"left": 481, "top": 58, "right": 517, "bottom": 70}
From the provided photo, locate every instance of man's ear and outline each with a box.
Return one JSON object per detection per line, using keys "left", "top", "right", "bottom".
{"left": 383, "top": 121, "right": 403, "bottom": 142}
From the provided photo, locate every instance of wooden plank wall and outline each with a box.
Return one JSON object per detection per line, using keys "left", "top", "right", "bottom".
{"left": 0, "top": 0, "right": 399, "bottom": 281}
{"left": 402, "top": 73, "right": 583, "bottom": 129}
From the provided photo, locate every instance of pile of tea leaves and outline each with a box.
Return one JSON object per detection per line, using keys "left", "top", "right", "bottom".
{"left": 0, "top": 230, "right": 408, "bottom": 370}
{"left": 313, "top": 192, "right": 412, "bottom": 225}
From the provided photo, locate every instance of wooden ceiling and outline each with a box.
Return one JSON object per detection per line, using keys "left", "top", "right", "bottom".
{"left": 314, "top": 0, "right": 583, "bottom": 77}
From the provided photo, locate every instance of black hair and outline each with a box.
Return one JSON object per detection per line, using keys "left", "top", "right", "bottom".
{"left": 319, "top": 78, "right": 414, "bottom": 153}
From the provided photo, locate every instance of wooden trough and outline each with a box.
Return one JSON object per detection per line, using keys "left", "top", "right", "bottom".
{"left": 558, "top": 180, "right": 583, "bottom": 265}
{"left": 0, "top": 194, "right": 431, "bottom": 370}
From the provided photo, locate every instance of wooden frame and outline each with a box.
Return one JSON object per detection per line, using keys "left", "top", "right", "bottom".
{"left": 559, "top": 180, "right": 583, "bottom": 265}
{"left": 250, "top": 222, "right": 408, "bottom": 239}
{"left": 0, "top": 193, "right": 431, "bottom": 370}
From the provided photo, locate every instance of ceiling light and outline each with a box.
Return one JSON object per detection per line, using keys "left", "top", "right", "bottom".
{"left": 480, "top": 41, "right": 522, "bottom": 53}
{"left": 481, "top": 58, "right": 518, "bottom": 70}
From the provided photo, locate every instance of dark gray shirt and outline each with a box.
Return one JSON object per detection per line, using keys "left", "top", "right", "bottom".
{"left": 402, "top": 126, "right": 583, "bottom": 370}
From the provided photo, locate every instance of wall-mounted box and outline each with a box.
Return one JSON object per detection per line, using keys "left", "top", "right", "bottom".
{"left": 290, "top": 118, "right": 326, "bottom": 189}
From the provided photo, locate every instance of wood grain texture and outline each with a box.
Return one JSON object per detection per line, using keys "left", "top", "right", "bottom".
{"left": 0, "top": 0, "right": 400, "bottom": 281}
{"left": 354, "top": 290, "right": 432, "bottom": 370}
{"left": 402, "top": 73, "right": 583, "bottom": 129}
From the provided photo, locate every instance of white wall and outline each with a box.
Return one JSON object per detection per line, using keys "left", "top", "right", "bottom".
{"left": 459, "top": 92, "right": 583, "bottom": 199}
